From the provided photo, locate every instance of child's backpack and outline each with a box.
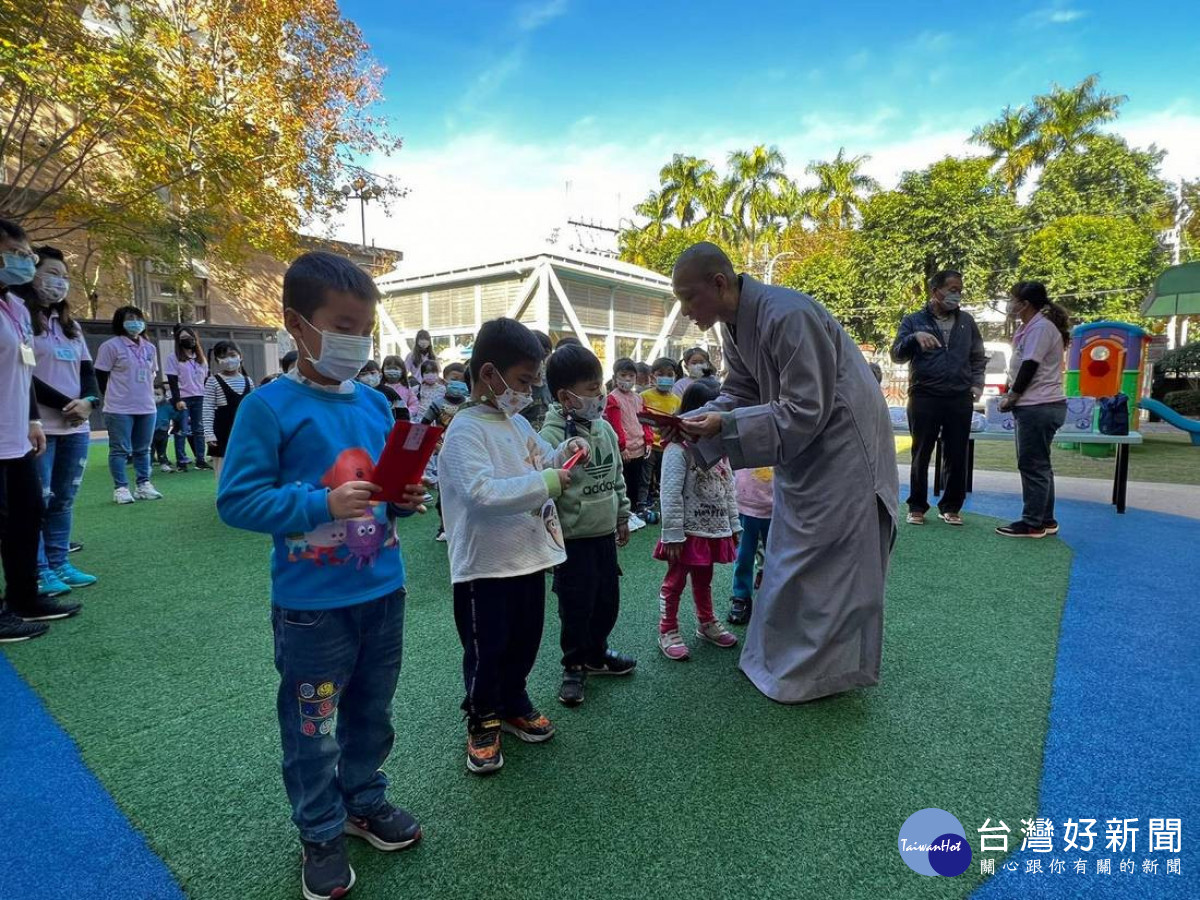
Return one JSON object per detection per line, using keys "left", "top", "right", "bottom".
{"left": 1098, "top": 394, "right": 1130, "bottom": 436}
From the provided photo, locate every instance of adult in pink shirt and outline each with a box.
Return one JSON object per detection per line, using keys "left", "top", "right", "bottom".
{"left": 728, "top": 467, "right": 774, "bottom": 625}
{"left": 996, "top": 282, "right": 1070, "bottom": 539}
{"left": 94, "top": 306, "right": 164, "bottom": 504}
{"left": 604, "top": 357, "right": 654, "bottom": 517}
{"left": 166, "top": 324, "right": 212, "bottom": 470}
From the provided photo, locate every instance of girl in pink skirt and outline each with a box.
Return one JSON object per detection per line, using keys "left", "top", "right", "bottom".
{"left": 654, "top": 379, "right": 741, "bottom": 660}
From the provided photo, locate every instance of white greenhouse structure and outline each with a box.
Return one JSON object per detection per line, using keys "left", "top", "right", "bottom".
{"left": 374, "top": 248, "right": 720, "bottom": 374}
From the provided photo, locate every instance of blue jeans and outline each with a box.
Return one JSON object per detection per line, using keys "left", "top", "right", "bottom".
{"left": 732, "top": 514, "right": 771, "bottom": 600}
{"left": 105, "top": 413, "right": 155, "bottom": 488}
{"left": 272, "top": 590, "right": 406, "bottom": 843}
{"left": 180, "top": 395, "right": 206, "bottom": 463}
{"left": 37, "top": 432, "right": 91, "bottom": 571}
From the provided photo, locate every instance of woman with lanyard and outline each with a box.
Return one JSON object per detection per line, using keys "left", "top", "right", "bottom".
{"left": 166, "top": 323, "right": 212, "bottom": 471}
{"left": 996, "top": 281, "right": 1071, "bottom": 539}
{"left": 0, "top": 219, "right": 79, "bottom": 640}
{"left": 94, "top": 306, "right": 164, "bottom": 504}
{"left": 15, "top": 246, "right": 101, "bottom": 598}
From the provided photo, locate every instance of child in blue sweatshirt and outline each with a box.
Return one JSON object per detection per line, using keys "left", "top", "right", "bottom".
{"left": 218, "top": 252, "right": 426, "bottom": 900}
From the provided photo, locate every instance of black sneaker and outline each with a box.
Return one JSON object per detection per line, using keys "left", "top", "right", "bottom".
{"left": 727, "top": 596, "right": 752, "bottom": 626}
{"left": 995, "top": 521, "right": 1047, "bottom": 539}
{"left": 300, "top": 836, "right": 355, "bottom": 900}
{"left": 1042, "top": 520, "right": 1060, "bottom": 535}
{"left": 585, "top": 649, "right": 636, "bottom": 676}
{"left": 466, "top": 717, "right": 504, "bottom": 774}
{"left": 345, "top": 802, "right": 421, "bottom": 852}
{"left": 558, "top": 668, "right": 585, "bottom": 706}
{"left": 68, "top": 541, "right": 83, "bottom": 554}
{"left": 195, "top": 460, "right": 213, "bottom": 471}
{"left": 15, "top": 596, "right": 82, "bottom": 622}
{"left": 0, "top": 611, "right": 49, "bottom": 643}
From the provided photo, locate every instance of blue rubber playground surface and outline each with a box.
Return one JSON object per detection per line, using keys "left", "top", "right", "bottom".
{"left": 1, "top": 483, "right": 1195, "bottom": 899}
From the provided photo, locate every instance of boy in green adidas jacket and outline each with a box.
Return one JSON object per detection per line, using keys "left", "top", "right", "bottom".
{"left": 541, "top": 342, "right": 636, "bottom": 707}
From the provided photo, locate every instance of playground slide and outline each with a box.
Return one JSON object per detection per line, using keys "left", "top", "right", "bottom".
{"left": 1138, "top": 398, "right": 1200, "bottom": 445}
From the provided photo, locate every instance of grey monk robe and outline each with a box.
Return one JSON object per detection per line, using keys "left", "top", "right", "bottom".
{"left": 695, "top": 276, "right": 899, "bottom": 703}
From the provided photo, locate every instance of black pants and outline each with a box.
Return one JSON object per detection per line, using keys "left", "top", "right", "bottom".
{"left": 152, "top": 429, "right": 169, "bottom": 463}
{"left": 553, "top": 535, "right": 620, "bottom": 669}
{"left": 907, "top": 391, "right": 973, "bottom": 514}
{"left": 453, "top": 572, "right": 545, "bottom": 723}
{"left": 622, "top": 457, "right": 644, "bottom": 512}
{"left": 1014, "top": 401, "right": 1067, "bottom": 526}
{"left": 0, "top": 452, "right": 43, "bottom": 612}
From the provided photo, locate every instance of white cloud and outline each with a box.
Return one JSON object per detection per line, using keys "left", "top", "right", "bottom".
{"left": 516, "top": 0, "right": 569, "bottom": 32}
{"left": 324, "top": 108, "right": 1200, "bottom": 273}
{"left": 1023, "top": 4, "right": 1088, "bottom": 27}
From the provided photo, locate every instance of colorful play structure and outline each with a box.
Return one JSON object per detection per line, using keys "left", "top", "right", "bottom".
{"left": 1139, "top": 262, "right": 1200, "bottom": 445}
{"left": 1064, "top": 321, "right": 1149, "bottom": 456}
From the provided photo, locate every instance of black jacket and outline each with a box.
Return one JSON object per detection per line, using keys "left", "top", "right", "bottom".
{"left": 890, "top": 303, "right": 987, "bottom": 397}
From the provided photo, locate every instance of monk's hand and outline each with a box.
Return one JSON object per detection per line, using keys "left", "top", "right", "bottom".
{"left": 394, "top": 483, "right": 428, "bottom": 513}
{"left": 913, "top": 331, "right": 941, "bottom": 351}
{"left": 616, "top": 521, "right": 630, "bottom": 547}
{"left": 328, "top": 480, "right": 381, "bottom": 519}
{"left": 679, "top": 412, "right": 723, "bottom": 439}
{"left": 664, "top": 542, "right": 683, "bottom": 562}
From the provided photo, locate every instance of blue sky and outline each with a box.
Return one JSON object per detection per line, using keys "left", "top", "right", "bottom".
{"left": 330, "top": 0, "right": 1200, "bottom": 269}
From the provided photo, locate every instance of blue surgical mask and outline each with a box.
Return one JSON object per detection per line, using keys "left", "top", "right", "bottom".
{"left": 0, "top": 253, "right": 36, "bottom": 286}
{"left": 445, "top": 380, "right": 468, "bottom": 401}
{"left": 656, "top": 376, "right": 674, "bottom": 392}
{"left": 124, "top": 319, "right": 146, "bottom": 336}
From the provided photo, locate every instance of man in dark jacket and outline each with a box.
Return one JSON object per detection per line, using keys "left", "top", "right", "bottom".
{"left": 890, "top": 270, "right": 986, "bottom": 526}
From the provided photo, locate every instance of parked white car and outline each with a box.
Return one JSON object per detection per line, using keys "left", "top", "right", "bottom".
{"left": 979, "top": 341, "right": 1012, "bottom": 411}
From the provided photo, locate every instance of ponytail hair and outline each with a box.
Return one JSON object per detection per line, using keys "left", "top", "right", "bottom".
{"left": 1013, "top": 281, "right": 1071, "bottom": 347}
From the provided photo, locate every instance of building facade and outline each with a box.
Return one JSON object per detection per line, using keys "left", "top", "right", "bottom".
{"left": 375, "top": 248, "right": 719, "bottom": 373}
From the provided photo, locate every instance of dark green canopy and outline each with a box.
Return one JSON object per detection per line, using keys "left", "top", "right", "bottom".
{"left": 1142, "top": 262, "right": 1200, "bottom": 317}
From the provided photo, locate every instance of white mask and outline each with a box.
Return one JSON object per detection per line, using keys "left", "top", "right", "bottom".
{"left": 687, "top": 363, "right": 705, "bottom": 379}
{"left": 34, "top": 273, "right": 69, "bottom": 304}
{"left": 616, "top": 377, "right": 635, "bottom": 392}
{"left": 490, "top": 371, "right": 533, "bottom": 418}
{"left": 360, "top": 372, "right": 382, "bottom": 387}
{"left": 568, "top": 391, "right": 605, "bottom": 422}
{"left": 219, "top": 355, "right": 241, "bottom": 373}
{"left": 295, "top": 315, "right": 372, "bottom": 383}
{"left": 383, "top": 368, "right": 404, "bottom": 382}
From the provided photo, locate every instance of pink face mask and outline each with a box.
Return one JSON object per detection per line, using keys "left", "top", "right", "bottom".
{"left": 422, "top": 373, "right": 438, "bottom": 385}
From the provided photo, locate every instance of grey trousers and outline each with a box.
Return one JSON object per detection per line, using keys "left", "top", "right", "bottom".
{"left": 1013, "top": 401, "right": 1067, "bottom": 526}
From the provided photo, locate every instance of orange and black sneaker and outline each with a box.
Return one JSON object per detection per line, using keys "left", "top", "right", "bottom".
{"left": 501, "top": 710, "right": 556, "bottom": 744}
{"left": 466, "top": 717, "right": 504, "bottom": 775}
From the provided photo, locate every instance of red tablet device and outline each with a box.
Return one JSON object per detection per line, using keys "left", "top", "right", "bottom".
{"left": 371, "top": 421, "right": 444, "bottom": 503}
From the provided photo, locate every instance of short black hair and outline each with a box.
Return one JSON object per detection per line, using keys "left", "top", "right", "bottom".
{"left": 419, "top": 358, "right": 440, "bottom": 375}
{"left": 0, "top": 218, "right": 28, "bottom": 243}
{"left": 443, "top": 361, "right": 466, "bottom": 379}
{"left": 111, "top": 305, "right": 145, "bottom": 335}
{"left": 546, "top": 343, "right": 603, "bottom": 396}
{"left": 930, "top": 270, "right": 962, "bottom": 291}
{"left": 470, "top": 317, "right": 544, "bottom": 380}
{"left": 33, "top": 245, "right": 64, "bottom": 265}
{"left": 613, "top": 356, "right": 637, "bottom": 376}
{"left": 210, "top": 339, "right": 241, "bottom": 359}
{"left": 651, "top": 357, "right": 678, "bottom": 375}
{"left": 280, "top": 350, "right": 299, "bottom": 373}
{"left": 555, "top": 335, "right": 582, "bottom": 348}
{"left": 680, "top": 378, "right": 719, "bottom": 415}
{"left": 532, "top": 329, "right": 553, "bottom": 357}
{"left": 635, "top": 361, "right": 651, "bottom": 377}
{"left": 359, "top": 359, "right": 381, "bottom": 374}
{"left": 282, "top": 251, "right": 379, "bottom": 320}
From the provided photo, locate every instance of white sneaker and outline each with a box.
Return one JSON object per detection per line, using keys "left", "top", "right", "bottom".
{"left": 114, "top": 486, "right": 135, "bottom": 505}
{"left": 627, "top": 513, "right": 646, "bottom": 532}
{"left": 134, "top": 482, "right": 163, "bottom": 501}
{"left": 160, "top": 463, "right": 174, "bottom": 474}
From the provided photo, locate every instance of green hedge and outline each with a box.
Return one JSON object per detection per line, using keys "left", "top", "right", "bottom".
{"left": 1164, "top": 389, "right": 1200, "bottom": 416}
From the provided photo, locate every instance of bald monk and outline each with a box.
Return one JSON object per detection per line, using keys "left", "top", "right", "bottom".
{"left": 671, "top": 243, "right": 898, "bottom": 703}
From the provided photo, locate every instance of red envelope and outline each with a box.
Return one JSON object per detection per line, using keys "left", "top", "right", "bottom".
{"left": 371, "top": 421, "right": 443, "bottom": 503}
{"left": 637, "top": 410, "right": 683, "bottom": 430}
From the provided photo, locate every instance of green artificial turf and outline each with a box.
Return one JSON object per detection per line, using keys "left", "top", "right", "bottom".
{"left": 4, "top": 443, "right": 1074, "bottom": 899}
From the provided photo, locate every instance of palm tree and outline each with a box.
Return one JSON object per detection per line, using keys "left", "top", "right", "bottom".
{"left": 696, "top": 176, "right": 739, "bottom": 244}
{"left": 727, "top": 145, "right": 790, "bottom": 256}
{"left": 802, "top": 148, "right": 881, "bottom": 227}
{"left": 970, "top": 105, "right": 1044, "bottom": 193}
{"left": 1035, "top": 74, "right": 1127, "bottom": 155}
{"left": 658, "top": 154, "right": 716, "bottom": 228}
{"left": 632, "top": 190, "right": 672, "bottom": 240}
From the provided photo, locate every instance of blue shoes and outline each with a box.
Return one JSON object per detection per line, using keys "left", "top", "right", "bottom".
{"left": 56, "top": 563, "right": 98, "bottom": 588}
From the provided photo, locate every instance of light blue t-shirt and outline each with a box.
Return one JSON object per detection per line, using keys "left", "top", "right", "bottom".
{"left": 217, "top": 375, "right": 407, "bottom": 610}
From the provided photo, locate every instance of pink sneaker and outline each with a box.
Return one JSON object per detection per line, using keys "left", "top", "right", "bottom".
{"left": 697, "top": 620, "right": 738, "bottom": 648}
{"left": 658, "top": 629, "right": 690, "bottom": 661}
